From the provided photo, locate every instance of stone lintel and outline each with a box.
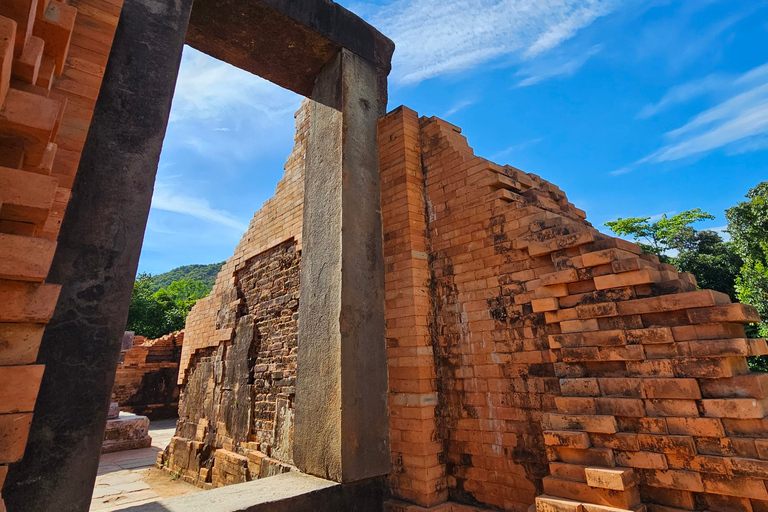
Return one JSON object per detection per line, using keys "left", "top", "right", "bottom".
{"left": 185, "top": 0, "right": 394, "bottom": 98}
{"left": 295, "top": 48, "right": 390, "bottom": 483}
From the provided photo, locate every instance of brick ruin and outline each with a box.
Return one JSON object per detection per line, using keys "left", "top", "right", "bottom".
{"left": 0, "top": 0, "right": 767, "bottom": 510}
{"left": 163, "top": 102, "right": 768, "bottom": 512}
{"left": 112, "top": 331, "right": 184, "bottom": 419}
{"left": 0, "top": 0, "right": 122, "bottom": 507}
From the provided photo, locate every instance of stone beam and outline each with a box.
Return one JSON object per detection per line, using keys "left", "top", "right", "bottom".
{"left": 294, "top": 48, "right": 390, "bottom": 483}
{"left": 2, "top": 0, "right": 192, "bottom": 508}
{"left": 185, "top": 0, "right": 394, "bottom": 100}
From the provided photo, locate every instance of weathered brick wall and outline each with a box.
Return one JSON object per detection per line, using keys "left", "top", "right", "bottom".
{"left": 163, "top": 103, "right": 307, "bottom": 488}
{"left": 169, "top": 102, "right": 767, "bottom": 511}
{"left": 0, "top": 0, "right": 123, "bottom": 507}
{"left": 112, "top": 331, "right": 184, "bottom": 419}
{"left": 380, "top": 107, "right": 768, "bottom": 512}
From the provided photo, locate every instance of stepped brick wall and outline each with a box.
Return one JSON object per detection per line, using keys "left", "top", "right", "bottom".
{"left": 112, "top": 331, "right": 184, "bottom": 419}
{"left": 162, "top": 102, "right": 308, "bottom": 488}
{"left": 0, "top": 0, "right": 123, "bottom": 508}
{"left": 167, "top": 102, "right": 767, "bottom": 511}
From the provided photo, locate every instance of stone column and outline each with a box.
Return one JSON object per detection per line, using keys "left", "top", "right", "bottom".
{"left": 295, "top": 48, "right": 390, "bottom": 483}
{"left": 2, "top": 0, "right": 192, "bottom": 509}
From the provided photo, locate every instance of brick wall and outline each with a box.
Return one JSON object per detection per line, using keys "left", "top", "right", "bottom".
{"left": 163, "top": 102, "right": 308, "bottom": 488}
{"left": 112, "top": 331, "right": 184, "bottom": 419}
{"left": 0, "top": 0, "right": 123, "bottom": 507}
{"left": 168, "top": 101, "right": 767, "bottom": 512}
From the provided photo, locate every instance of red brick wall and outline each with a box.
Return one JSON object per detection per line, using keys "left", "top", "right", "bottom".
{"left": 112, "top": 331, "right": 184, "bottom": 418}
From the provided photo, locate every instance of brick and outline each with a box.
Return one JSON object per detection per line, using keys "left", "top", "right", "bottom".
{"left": 638, "top": 469, "right": 704, "bottom": 492}
{"left": 0, "top": 412, "right": 32, "bottom": 463}
{"left": 702, "top": 473, "right": 768, "bottom": 500}
{"left": 0, "top": 16, "right": 15, "bottom": 106}
{"left": 536, "top": 495, "right": 584, "bottom": 512}
{"left": 645, "top": 399, "right": 698, "bottom": 418}
{"left": 594, "top": 269, "right": 658, "bottom": 290}
{"left": 32, "top": 0, "right": 76, "bottom": 75}
{"left": 0, "top": 279, "right": 60, "bottom": 322}
{"left": 625, "top": 327, "right": 674, "bottom": 345}
{"left": 0, "top": 364, "right": 43, "bottom": 413}
{"left": 637, "top": 434, "right": 695, "bottom": 456}
{"left": 542, "top": 476, "right": 641, "bottom": 509}
{"left": 12, "top": 35, "right": 43, "bottom": 83}
{"left": 533, "top": 297, "right": 560, "bottom": 312}
{"left": 643, "top": 379, "right": 700, "bottom": 400}
{"left": 561, "top": 378, "right": 600, "bottom": 397}
{"left": 666, "top": 417, "right": 725, "bottom": 437}
{"left": 0, "top": 233, "right": 56, "bottom": 281}
{"left": 616, "top": 451, "right": 668, "bottom": 470}
{"left": 0, "top": 87, "right": 63, "bottom": 166}
{"left": 545, "top": 414, "right": 618, "bottom": 434}
{"left": 701, "top": 398, "right": 768, "bottom": 419}
{"left": 687, "top": 303, "right": 761, "bottom": 324}
{"left": 700, "top": 373, "right": 768, "bottom": 399}
{"left": 544, "top": 431, "right": 591, "bottom": 449}
{"left": 585, "top": 467, "right": 637, "bottom": 491}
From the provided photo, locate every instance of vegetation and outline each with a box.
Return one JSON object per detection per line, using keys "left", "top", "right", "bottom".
{"left": 126, "top": 266, "right": 218, "bottom": 338}
{"left": 150, "top": 262, "right": 223, "bottom": 291}
{"left": 606, "top": 182, "right": 767, "bottom": 371}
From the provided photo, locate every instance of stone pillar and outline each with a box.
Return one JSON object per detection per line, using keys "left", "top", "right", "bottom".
{"left": 2, "top": 0, "right": 192, "bottom": 509}
{"left": 295, "top": 48, "right": 390, "bottom": 483}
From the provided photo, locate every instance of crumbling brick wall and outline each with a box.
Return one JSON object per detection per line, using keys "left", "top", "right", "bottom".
{"left": 112, "top": 331, "right": 184, "bottom": 419}
{"left": 169, "top": 101, "right": 767, "bottom": 512}
{"left": 0, "top": 0, "right": 123, "bottom": 507}
{"left": 162, "top": 103, "right": 307, "bottom": 488}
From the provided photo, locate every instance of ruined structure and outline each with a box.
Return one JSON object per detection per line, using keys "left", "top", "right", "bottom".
{"left": 112, "top": 331, "right": 184, "bottom": 419}
{"left": 0, "top": 1, "right": 767, "bottom": 512}
{"left": 165, "top": 102, "right": 768, "bottom": 512}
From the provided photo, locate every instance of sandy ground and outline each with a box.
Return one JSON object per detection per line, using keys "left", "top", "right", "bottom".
{"left": 89, "top": 418, "right": 202, "bottom": 511}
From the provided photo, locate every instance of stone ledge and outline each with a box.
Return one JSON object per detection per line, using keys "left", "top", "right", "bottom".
{"left": 112, "top": 473, "right": 386, "bottom": 512}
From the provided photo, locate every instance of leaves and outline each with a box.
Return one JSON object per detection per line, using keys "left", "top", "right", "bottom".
{"left": 605, "top": 209, "right": 715, "bottom": 256}
{"left": 126, "top": 273, "right": 212, "bottom": 338}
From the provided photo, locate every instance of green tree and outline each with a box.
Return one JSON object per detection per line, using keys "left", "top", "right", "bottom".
{"left": 126, "top": 275, "right": 212, "bottom": 338}
{"left": 727, "top": 182, "right": 768, "bottom": 339}
{"left": 605, "top": 209, "right": 741, "bottom": 300}
{"left": 126, "top": 273, "right": 168, "bottom": 339}
{"left": 604, "top": 208, "right": 715, "bottom": 260}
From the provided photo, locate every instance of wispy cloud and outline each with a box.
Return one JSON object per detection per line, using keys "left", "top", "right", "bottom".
{"left": 444, "top": 99, "right": 477, "bottom": 117}
{"left": 363, "top": 0, "right": 621, "bottom": 85}
{"left": 517, "top": 44, "right": 601, "bottom": 86}
{"left": 615, "top": 61, "right": 768, "bottom": 175}
{"left": 170, "top": 47, "right": 300, "bottom": 123}
{"left": 151, "top": 183, "right": 248, "bottom": 232}
{"left": 491, "top": 137, "right": 544, "bottom": 160}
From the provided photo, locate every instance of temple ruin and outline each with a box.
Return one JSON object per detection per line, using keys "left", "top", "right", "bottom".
{"left": 0, "top": 0, "right": 767, "bottom": 512}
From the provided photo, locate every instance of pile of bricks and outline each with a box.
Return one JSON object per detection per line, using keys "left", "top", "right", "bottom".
{"left": 111, "top": 331, "right": 184, "bottom": 418}
{"left": 0, "top": 0, "right": 122, "bottom": 507}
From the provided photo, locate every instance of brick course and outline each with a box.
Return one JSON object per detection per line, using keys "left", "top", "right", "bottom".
{"left": 0, "top": 0, "right": 123, "bottom": 507}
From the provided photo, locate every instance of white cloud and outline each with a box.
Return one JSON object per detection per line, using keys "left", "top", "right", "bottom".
{"left": 616, "top": 61, "right": 768, "bottom": 174}
{"left": 151, "top": 183, "right": 248, "bottom": 232}
{"left": 517, "top": 44, "right": 601, "bottom": 86}
{"left": 364, "top": 0, "right": 620, "bottom": 85}
{"left": 444, "top": 99, "right": 477, "bottom": 116}
{"left": 491, "top": 137, "right": 544, "bottom": 160}
{"left": 170, "top": 46, "right": 300, "bottom": 123}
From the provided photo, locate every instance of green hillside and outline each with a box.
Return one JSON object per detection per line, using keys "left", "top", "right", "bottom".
{"left": 151, "top": 262, "right": 224, "bottom": 291}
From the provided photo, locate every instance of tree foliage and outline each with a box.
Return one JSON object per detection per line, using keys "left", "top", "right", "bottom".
{"left": 151, "top": 262, "right": 224, "bottom": 291}
{"left": 727, "top": 182, "right": 768, "bottom": 338}
{"left": 126, "top": 273, "right": 212, "bottom": 339}
{"left": 605, "top": 209, "right": 740, "bottom": 300}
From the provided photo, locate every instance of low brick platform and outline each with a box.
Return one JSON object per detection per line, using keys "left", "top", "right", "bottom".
{"left": 102, "top": 413, "right": 152, "bottom": 454}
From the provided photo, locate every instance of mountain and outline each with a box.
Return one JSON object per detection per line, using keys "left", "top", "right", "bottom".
{"left": 151, "top": 262, "right": 224, "bottom": 291}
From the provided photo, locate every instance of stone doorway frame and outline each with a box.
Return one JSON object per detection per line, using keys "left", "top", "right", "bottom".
{"left": 4, "top": 1, "right": 394, "bottom": 510}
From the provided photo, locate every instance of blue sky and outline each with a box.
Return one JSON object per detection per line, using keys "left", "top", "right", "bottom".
{"left": 138, "top": 0, "right": 768, "bottom": 275}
